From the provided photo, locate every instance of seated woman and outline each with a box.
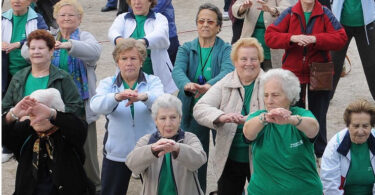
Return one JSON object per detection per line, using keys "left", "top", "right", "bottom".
{"left": 90, "top": 38, "right": 164, "bottom": 195}
{"left": 321, "top": 99, "right": 375, "bottom": 195}
{"left": 3, "top": 29, "right": 82, "bottom": 117}
{"left": 172, "top": 3, "right": 234, "bottom": 191}
{"left": 126, "top": 94, "right": 207, "bottom": 195}
{"left": 108, "top": 0, "right": 176, "bottom": 93}
{"left": 2, "top": 88, "right": 92, "bottom": 195}
{"left": 193, "top": 38, "right": 265, "bottom": 194}
{"left": 243, "top": 68, "right": 322, "bottom": 194}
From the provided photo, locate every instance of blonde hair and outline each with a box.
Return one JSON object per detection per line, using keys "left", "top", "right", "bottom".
{"left": 231, "top": 38, "right": 264, "bottom": 63}
{"left": 53, "top": 0, "right": 84, "bottom": 19}
{"left": 112, "top": 38, "right": 147, "bottom": 63}
{"left": 30, "top": 88, "right": 65, "bottom": 112}
{"left": 126, "top": 0, "right": 157, "bottom": 9}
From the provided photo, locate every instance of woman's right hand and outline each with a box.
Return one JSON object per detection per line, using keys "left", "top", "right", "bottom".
{"left": 151, "top": 138, "right": 179, "bottom": 157}
{"left": 6, "top": 96, "right": 37, "bottom": 124}
{"left": 215, "top": 113, "right": 245, "bottom": 124}
{"left": 239, "top": 0, "right": 253, "bottom": 14}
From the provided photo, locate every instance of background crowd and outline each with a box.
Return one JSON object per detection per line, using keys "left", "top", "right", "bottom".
{"left": 2, "top": 0, "right": 375, "bottom": 194}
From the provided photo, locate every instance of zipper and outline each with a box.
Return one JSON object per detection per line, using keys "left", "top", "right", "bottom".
{"left": 169, "top": 156, "right": 179, "bottom": 195}
{"left": 193, "top": 171, "right": 202, "bottom": 195}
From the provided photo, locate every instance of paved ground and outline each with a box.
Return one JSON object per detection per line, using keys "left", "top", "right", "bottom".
{"left": 2, "top": 0, "right": 374, "bottom": 194}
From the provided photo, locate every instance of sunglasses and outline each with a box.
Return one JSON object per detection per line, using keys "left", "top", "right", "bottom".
{"left": 197, "top": 19, "right": 216, "bottom": 25}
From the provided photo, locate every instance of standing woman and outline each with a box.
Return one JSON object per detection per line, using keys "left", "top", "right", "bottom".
{"left": 330, "top": 0, "right": 375, "bottom": 100}
{"left": 50, "top": 0, "right": 103, "bottom": 192}
{"left": 193, "top": 38, "right": 265, "bottom": 195}
{"left": 172, "top": 3, "right": 234, "bottom": 192}
{"left": 265, "top": 0, "right": 347, "bottom": 162}
{"left": 108, "top": 0, "right": 177, "bottom": 93}
{"left": 90, "top": 38, "right": 164, "bottom": 195}
{"left": 232, "top": 0, "right": 290, "bottom": 70}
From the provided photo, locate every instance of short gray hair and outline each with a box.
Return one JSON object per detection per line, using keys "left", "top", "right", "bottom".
{"left": 260, "top": 69, "right": 301, "bottom": 105}
{"left": 196, "top": 3, "right": 223, "bottom": 32}
{"left": 30, "top": 88, "right": 65, "bottom": 112}
{"left": 151, "top": 94, "right": 183, "bottom": 120}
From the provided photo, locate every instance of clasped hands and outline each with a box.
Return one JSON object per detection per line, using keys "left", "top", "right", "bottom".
{"left": 2, "top": 42, "right": 21, "bottom": 54}
{"left": 290, "top": 35, "right": 317, "bottom": 47}
{"left": 151, "top": 138, "right": 180, "bottom": 157}
{"left": 115, "top": 89, "right": 148, "bottom": 106}
{"left": 8, "top": 96, "right": 55, "bottom": 127}
{"left": 184, "top": 82, "right": 211, "bottom": 98}
{"left": 263, "top": 107, "right": 294, "bottom": 125}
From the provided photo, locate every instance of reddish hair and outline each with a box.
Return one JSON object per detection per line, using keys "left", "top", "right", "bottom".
{"left": 26, "top": 30, "right": 55, "bottom": 50}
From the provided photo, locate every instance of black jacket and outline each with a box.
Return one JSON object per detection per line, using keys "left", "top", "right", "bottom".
{"left": 2, "top": 112, "right": 94, "bottom": 195}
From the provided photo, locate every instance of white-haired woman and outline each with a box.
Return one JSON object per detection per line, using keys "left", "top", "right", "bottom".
{"left": 2, "top": 88, "right": 92, "bottom": 195}
{"left": 126, "top": 94, "right": 207, "bottom": 195}
{"left": 243, "top": 68, "right": 322, "bottom": 194}
{"left": 90, "top": 38, "right": 164, "bottom": 195}
{"left": 193, "top": 38, "right": 265, "bottom": 194}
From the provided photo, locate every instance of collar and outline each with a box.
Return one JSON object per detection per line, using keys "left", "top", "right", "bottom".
{"left": 2, "top": 7, "right": 38, "bottom": 21}
{"left": 291, "top": 0, "right": 324, "bottom": 17}
{"left": 337, "top": 130, "right": 375, "bottom": 156}
{"left": 191, "top": 37, "right": 220, "bottom": 53}
{"left": 148, "top": 129, "right": 185, "bottom": 144}
{"left": 222, "top": 69, "right": 264, "bottom": 89}
{"left": 114, "top": 70, "right": 147, "bottom": 88}
{"left": 124, "top": 10, "right": 156, "bottom": 20}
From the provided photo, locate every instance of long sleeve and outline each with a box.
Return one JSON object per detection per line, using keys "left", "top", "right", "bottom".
{"left": 69, "top": 31, "right": 102, "bottom": 65}
{"left": 126, "top": 135, "right": 158, "bottom": 174}
{"left": 173, "top": 133, "right": 207, "bottom": 171}
{"left": 90, "top": 77, "right": 119, "bottom": 115}
{"left": 172, "top": 44, "right": 193, "bottom": 91}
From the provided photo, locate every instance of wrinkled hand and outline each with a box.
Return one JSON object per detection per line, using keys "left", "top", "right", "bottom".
{"left": 194, "top": 83, "right": 211, "bottom": 98}
{"left": 55, "top": 41, "right": 72, "bottom": 50}
{"left": 28, "top": 102, "right": 53, "bottom": 126}
{"left": 216, "top": 113, "right": 246, "bottom": 124}
{"left": 256, "top": 0, "right": 275, "bottom": 13}
{"left": 151, "top": 138, "right": 180, "bottom": 157}
{"left": 115, "top": 89, "right": 147, "bottom": 106}
{"left": 241, "top": 0, "right": 253, "bottom": 10}
{"left": 290, "top": 35, "right": 316, "bottom": 47}
{"left": 2, "top": 42, "right": 20, "bottom": 53}
{"left": 12, "top": 96, "right": 37, "bottom": 119}
{"left": 265, "top": 107, "right": 292, "bottom": 124}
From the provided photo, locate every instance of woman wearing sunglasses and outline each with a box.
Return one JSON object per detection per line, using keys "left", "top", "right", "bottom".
{"left": 172, "top": 3, "right": 234, "bottom": 193}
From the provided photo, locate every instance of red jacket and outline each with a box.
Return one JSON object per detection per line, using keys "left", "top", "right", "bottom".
{"left": 265, "top": 0, "right": 347, "bottom": 83}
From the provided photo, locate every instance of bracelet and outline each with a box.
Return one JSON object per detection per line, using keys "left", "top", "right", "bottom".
{"left": 10, "top": 108, "right": 19, "bottom": 121}
{"left": 295, "top": 115, "right": 302, "bottom": 126}
{"left": 259, "top": 113, "right": 268, "bottom": 126}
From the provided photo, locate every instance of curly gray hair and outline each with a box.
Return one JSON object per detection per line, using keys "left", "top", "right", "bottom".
{"left": 151, "top": 94, "right": 183, "bottom": 120}
{"left": 30, "top": 88, "right": 65, "bottom": 112}
{"left": 260, "top": 68, "right": 301, "bottom": 105}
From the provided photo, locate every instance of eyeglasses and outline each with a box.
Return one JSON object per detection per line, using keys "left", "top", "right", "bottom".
{"left": 197, "top": 19, "right": 216, "bottom": 25}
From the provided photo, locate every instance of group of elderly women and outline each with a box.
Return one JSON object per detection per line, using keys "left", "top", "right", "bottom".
{"left": 2, "top": 0, "right": 375, "bottom": 195}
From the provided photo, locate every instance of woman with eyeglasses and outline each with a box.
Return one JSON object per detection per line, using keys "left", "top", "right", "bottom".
{"left": 172, "top": 3, "right": 234, "bottom": 193}
{"left": 194, "top": 38, "right": 265, "bottom": 195}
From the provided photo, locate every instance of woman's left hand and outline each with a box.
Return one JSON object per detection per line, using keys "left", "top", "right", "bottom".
{"left": 151, "top": 138, "right": 180, "bottom": 157}
{"left": 194, "top": 83, "right": 211, "bottom": 98}
{"left": 265, "top": 108, "right": 292, "bottom": 124}
{"left": 27, "top": 102, "right": 55, "bottom": 126}
{"left": 55, "top": 40, "right": 72, "bottom": 50}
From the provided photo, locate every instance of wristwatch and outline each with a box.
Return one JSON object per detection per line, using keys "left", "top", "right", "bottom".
{"left": 259, "top": 113, "right": 268, "bottom": 126}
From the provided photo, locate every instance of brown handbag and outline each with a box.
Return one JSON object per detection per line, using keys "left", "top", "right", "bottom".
{"left": 309, "top": 62, "right": 334, "bottom": 91}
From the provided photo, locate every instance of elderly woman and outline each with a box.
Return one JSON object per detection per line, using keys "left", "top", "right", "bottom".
{"left": 193, "top": 38, "right": 264, "bottom": 194}
{"left": 108, "top": 0, "right": 176, "bottom": 93}
{"left": 232, "top": 0, "right": 290, "bottom": 70}
{"left": 172, "top": 3, "right": 234, "bottom": 191}
{"left": 2, "top": 88, "right": 92, "bottom": 195}
{"left": 321, "top": 99, "right": 375, "bottom": 195}
{"left": 243, "top": 68, "right": 322, "bottom": 194}
{"left": 126, "top": 94, "right": 207, "bottom": 195}
{"left": 265, "top": 0, "right": 348, "bottom": 161}
{"left": 2, "top": 0, "right": 47, "bottom": 96}
{"left": 51, "top": 0, "right": 102, "bottom": 191}
{"left": 90, "top": 38, "right": 164, "bottom": 195}
{"left": 3, "top": 29, "right": 82, "bottom": 118}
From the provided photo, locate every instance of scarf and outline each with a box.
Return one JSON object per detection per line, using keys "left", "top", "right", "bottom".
{"left": 52, "top": 28, "right": 89, "bottom": 100}
{"left": 148, "top": 129, "right": 185, "bottom": 145}
{"left": 32, "top": 126, "right": 58, "bottom": 179}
